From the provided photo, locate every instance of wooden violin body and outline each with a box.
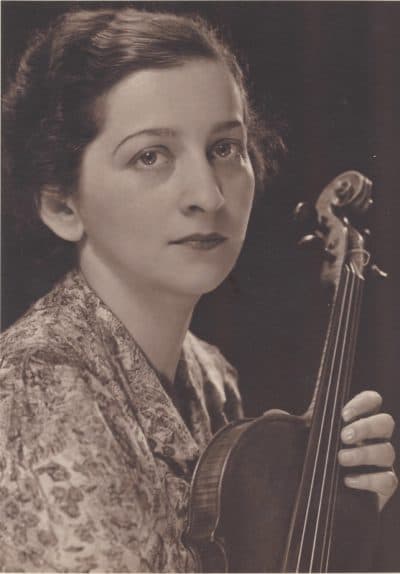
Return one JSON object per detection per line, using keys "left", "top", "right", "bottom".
{"left": 183, "top": 410, "right": 378, "bottom": 572}
{"left": 184, "top": 171, "right": 381, "bottom": 572}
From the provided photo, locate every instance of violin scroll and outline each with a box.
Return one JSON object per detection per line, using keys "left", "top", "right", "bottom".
{"left": 296, "top": 171, "right": 382, "bottom": 288}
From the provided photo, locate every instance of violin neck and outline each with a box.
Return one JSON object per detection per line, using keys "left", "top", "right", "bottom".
{"left": 283, "top": 262, "right": 365, "bottom": 572}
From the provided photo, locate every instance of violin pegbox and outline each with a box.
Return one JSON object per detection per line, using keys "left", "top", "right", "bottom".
{"left": 314, "top": 171, "right": 373, "bottom": 288}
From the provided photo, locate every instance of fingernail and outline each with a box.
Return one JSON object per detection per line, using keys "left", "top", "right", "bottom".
{"left": 339, "top": 450, "right": 352, "bottom": 463}
{"left": 342, "top": 428, "right": 355, "bottom": 442}
{"left": 345, "top": 475, "right": 359, "bottom": 486}
{"left": 342, "top": 407, "right": 355, "bottom": 422}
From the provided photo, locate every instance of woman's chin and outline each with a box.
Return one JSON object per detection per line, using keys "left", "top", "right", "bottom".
{"left": 162, "top": 239, "right": 243, "bottom": 298}
{"left": 171, "top": 264, "right": 235, "bottom": 298}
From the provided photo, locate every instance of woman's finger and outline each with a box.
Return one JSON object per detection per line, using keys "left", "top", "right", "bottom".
{"left": 341, "top": 412, "right": 395, "bottom": 444}
{"left": 344, "top": 470, "right": 398, "bottom": 511}
{"left": 342, "top": 390, "right": 382, "bottom": 422}
{"left": 338, "top": 442, "right": 395, "bottom": 467}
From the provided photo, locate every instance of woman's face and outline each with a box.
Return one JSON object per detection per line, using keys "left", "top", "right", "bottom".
{"left": 75, "top": 59, "right": 255, "bottom": 298}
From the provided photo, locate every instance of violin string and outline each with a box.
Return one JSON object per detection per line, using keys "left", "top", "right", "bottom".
{"left": 293, "top": 250, "right": 368, "bottom": 570}
{"left": 310, "top": 264, "right": 362, "bottom": 571}
{"left": 320, "top": 268, "right": 363, "bottom": 570}
{"left": 318, "top": 267, "right": 357, "bottom": 569}
{"left": 295, "top": 268, "right": 350, "bottom": 572}
{"left": 347, "top": 248, "right": 371, "bottom": 268}
{"left": 322, "top": 268, "right": 363, "bottom": 570}
{"left": 315, "top": 268, "right": 356, "bottom": 570}
{"left": 295, "top": 270, "right": 347, "bottom": 571}
{"left": 298, "top": 264, "right": 358, "bottom": 566}
{"left": 309, "top": 266, "right": 356, "bottom": 571}
{"left": 322, "top": 275, "right": 362, "bottom": 571}
{"left": 322, "top": 267, "right": 364, "bottom": 571}
{"left": 313, "top": 269, "right": 353, "bottom": 569}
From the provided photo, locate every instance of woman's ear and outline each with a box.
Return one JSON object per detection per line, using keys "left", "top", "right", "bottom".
{"left": 39, "top": 187, "right": 84, "bottom": 242}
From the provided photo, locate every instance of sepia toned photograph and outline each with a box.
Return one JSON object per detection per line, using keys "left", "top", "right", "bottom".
{"left": 2, "top": 1, "right": 400, "bottom": 571}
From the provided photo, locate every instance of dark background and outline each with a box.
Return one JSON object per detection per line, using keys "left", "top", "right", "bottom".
{"left": 2, "top": 1, "right": 400, "bottom": 569}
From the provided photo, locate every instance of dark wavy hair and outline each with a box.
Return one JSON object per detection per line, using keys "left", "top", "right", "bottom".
{"left": 3, "top": 6, "right": 285, "bottom": 260}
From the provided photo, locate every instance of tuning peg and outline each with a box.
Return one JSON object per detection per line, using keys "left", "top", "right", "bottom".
{"left": 370, "top": 264, "right": 388, "bottom": 280}
{"left": 298, "top": 234, "right": 338, "bottom": 264}
{"left": 361, "top": 228, "right": 371, "bottom": 247}
{"left": 297, "top": 234, "right": 323, "bottom": 248}
{"left": 293, "top": 202, "right": 318, "bottom": 227}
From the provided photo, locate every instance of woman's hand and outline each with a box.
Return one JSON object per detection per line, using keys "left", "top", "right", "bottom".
{"left": 339, "top": 390, "right": 398, "bottom": 511}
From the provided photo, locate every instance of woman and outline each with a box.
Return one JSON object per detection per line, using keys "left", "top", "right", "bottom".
{"left": 1, "top": 6, "right": 397, "bottom": 572}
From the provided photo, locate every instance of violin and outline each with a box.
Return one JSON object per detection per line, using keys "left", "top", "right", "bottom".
{"left": 183, "top": 171, "right": 382, "bottom": 572}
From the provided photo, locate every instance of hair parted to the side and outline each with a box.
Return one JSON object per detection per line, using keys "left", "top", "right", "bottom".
{"left": 3, "top": 5, "right": 286, "bottom": 240}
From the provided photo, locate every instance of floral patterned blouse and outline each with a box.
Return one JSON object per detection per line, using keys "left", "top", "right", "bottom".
{"left": 0, "top": 270, "right": 243, "bottom": 572}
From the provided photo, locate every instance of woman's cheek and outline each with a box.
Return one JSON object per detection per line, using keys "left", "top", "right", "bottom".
{"left": 233, "top": 162, "right": 255, "bottom": 212}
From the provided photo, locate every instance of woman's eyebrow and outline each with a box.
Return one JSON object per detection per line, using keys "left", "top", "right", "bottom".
{"left": 113, "top": 128, "right": 177, "bottom": 156}
{"left": 210, "top": 120, "right": 244, "bottom": 134}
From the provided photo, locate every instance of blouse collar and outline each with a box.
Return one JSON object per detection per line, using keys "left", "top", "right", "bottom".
{"left": 37, "top": 269, "right": 217, "bottom": 476}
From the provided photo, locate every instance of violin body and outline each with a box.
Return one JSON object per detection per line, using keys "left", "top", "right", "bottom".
{"left": 184, "top": 410, "right": 378, "bottom": 572}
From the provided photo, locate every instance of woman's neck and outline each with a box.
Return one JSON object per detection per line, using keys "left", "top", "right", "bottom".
{"left": 79, "top": 261, "right": 198, "bottom": 383}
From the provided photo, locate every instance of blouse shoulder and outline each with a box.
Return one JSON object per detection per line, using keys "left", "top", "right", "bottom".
{"left": 1, "top": 275, "right": 84, "bottom": 364}
{"left": 0, "top": 274, "right": 102, "bottom": 435}
{"left": 1, "top": 271, "right": 112, "bottom": 376}
{"left": 0, "top": 293, "right": 97, "bottom": 456}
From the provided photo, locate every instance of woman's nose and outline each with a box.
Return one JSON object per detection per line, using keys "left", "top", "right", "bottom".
{"left": 179, "top": 155, "right": 225, "bottom": 214}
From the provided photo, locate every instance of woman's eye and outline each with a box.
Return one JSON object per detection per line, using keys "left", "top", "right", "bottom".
{"left": 210, "top": 140, "right": 245, "bottom": 161}
{"left": 139, "top": 151, "right": 158, "bottom": 166}
{"left": 130, "top": 148, "right": 171, "bottom": 169}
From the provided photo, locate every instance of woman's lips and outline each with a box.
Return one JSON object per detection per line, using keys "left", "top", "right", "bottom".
{"left": 170, "top": 233, "right": 227, "bottom": 250}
